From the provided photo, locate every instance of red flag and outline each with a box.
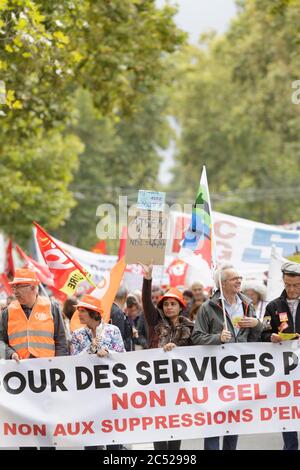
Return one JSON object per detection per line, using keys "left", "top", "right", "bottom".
{"left": 15, "top": 244, "right": 54, "bottom": 286}
{"left": 4, "top": 239, "right": 14, "bottom": 278}
{"left": 118, "top": 226, "right": 127, "bottom": 260}
{"left": 0, "top": 273, "right": 13, "bottom": 296}
{"left": 167, "top": 259, "right": 188, "bottom": 287}
{"left": 171, "top": 215, "right": 190, "bottom": 254}
{"left": 33, "top": 222, "right": 95, "bottom": 296}
{"left": 49, "top": 285, "right": 68, "bottom": 303}
{"left": 90, "top": 240, "right": 107, "bottom": 255}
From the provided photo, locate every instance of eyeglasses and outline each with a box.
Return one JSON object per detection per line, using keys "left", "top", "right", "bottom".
{"left": 11, "top": 285, "right": 32, "bottom": 291}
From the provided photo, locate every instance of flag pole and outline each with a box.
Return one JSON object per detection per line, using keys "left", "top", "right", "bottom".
{"left": 39, "top": 283, "right": 50, "bottom": 298}
{"left": 33, "top": 221, "right": 97, "bottom": 288}
{"left": 218, "top": 271, "right": 228, "bottom": 331}
{"left": 202, "top": 166, "right": 228, "bottom": 331}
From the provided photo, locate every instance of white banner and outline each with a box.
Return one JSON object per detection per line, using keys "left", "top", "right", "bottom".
{"left": 1, "top": 343, "right": 300, "bottom": 447}
{"left": 266, "top": 247, "right": 287, "bottom": 302}
{"left": 167, "top": 211, "right": 300, "bottom": 276}
{"left": 33, "top": 232, "right": 168, "bottom": 293}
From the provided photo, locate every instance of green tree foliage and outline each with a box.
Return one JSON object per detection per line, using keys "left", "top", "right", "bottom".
{"left": 0, "top": 131, "right": 83, "bottom": 241}
{"left": 171, "top": 0, "right": 300, "bottom": 224}
{"left": 56, "top": 88, "right": 172, "bottom": 250}
{"left": 1, "top": 0, "right": 184, "bottom": 128}
{"left": 0, "top": 0, "right": 185, "bottom": 243}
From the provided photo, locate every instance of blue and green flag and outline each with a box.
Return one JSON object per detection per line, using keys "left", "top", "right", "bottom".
{"left": 180, "top": 166, "right": 215, "bottom": 274}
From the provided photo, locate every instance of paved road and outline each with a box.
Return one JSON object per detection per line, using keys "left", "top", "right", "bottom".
{"left": 131, "top": 433, "right": 289, "bottom": 450}
{"left": 1, "top": 432, "right": 293, "bottom": 450}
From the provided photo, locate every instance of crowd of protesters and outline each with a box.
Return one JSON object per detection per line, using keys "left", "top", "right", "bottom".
{"left": 0, "top": 260, "right": 300, "bottom": 451}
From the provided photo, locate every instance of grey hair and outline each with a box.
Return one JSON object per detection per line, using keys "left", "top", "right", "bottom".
{"left": 242, "top": 281, "right": 267, "bottom": 301}
{"left": 214, "top": 264, "right": 236, "bottom": 289}
{"left": 191, "top": 281, "right": 204, "bottom": 290}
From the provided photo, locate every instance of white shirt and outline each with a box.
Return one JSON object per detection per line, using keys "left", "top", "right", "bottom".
{"left": 224, "top": 295, "right": 244, "bottom": 335}
{"left": 286, "top": 298, "right": 300, "bottom": 328}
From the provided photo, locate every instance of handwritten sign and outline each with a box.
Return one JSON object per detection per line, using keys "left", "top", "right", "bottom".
{"left": 137, "top": 190, "right": 166, "bottom": 212}
{"left": 125, "top": 210, "right": 168, "bottom": 265}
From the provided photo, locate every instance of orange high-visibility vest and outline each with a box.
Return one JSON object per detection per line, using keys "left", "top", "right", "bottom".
{"left": 8, "top": 296, "right": 55, "bottom": 359}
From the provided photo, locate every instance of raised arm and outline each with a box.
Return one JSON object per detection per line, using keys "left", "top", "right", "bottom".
{"left": 141, "top": 264, "right": 160, "bottom": 330}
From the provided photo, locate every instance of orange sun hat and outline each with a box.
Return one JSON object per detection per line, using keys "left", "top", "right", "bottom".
{"left": 77, "top": 294, "right": 104, "bottom": 316}
{"left": 157, "top": 287, "right": 187, "bottom": 309}
{"left": 9, "top": 268, "right": 40, "bottom": 286}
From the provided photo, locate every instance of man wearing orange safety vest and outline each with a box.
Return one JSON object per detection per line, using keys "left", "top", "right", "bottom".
{"left": 0, "top": 268, "right": 68, "bottom": 361}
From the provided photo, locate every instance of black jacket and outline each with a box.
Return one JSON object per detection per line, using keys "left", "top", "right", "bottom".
{"left": 136, "top": 313, "right": 149, "bottom": 349}
{"left": 262, "top": 290, "right": 300, "bottom": 341}
{"left": 110, "top": 303, "right": 133, "bottom": 351}
{"left": 192, "top": 290, "right": 263, "bottom": 345}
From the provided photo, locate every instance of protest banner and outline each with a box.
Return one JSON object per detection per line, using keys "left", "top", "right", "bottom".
{"left": 125, "top": 209, "right": 167, "bottom": 265}
{"left": 266, "top": 246, "right": 288, "bottom": 301}
{"left": 168, "top": 211, "right": 300, "bottom": 275}
{"left": 0, "top": 343, "right": 300, "bottom": 447}
{"left": 124, "top": 258, "right": 171, "bottom": 292}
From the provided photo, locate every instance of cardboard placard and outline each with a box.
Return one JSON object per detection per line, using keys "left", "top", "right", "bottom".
{"left": 125, "top": 210, "right": 168, "bottom": 265}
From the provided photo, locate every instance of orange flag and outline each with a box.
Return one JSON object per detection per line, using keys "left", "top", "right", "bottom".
{"left": 70, "top": 257, "right": 126, "bottom": 332}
